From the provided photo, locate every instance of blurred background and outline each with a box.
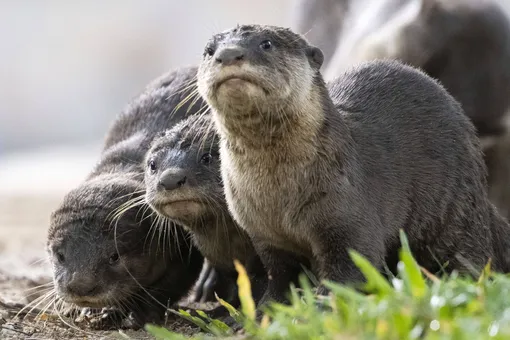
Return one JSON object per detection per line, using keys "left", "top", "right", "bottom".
{"left": 0, "top": 0, "right": 294, "bottom": 289}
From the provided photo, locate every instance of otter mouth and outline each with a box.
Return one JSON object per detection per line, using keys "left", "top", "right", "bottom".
{"left": 215, "top": 75, "right": 262, "bottom": 90}
{"left": 63, "top": 296, "right": 109, "bottom": 309}
{"left": 71, "top": 300, "right": 108, "bottom": 309}
{"left": 156, "top": 199, "right": 202, "bottom": 210}
{"left": 152, "top": 198, "right": 206, "bottom": 222}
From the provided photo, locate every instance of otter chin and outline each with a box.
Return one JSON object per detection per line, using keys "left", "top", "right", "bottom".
{"left": 66, "top": 296, "right": 115, "bottom": 309}
{"left": 214, "top": 73, "right": 267, "bottom": 104}
{"left": 153, "top": 199, "right": 205, "bottom": 223}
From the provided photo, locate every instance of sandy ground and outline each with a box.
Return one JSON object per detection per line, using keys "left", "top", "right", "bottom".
{"left": 0, "top": 146, "right": 206, "bottom": 339}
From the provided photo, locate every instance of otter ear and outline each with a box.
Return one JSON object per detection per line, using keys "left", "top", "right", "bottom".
{"left": 306, "top": 46, "right": 324, "bottom": 69}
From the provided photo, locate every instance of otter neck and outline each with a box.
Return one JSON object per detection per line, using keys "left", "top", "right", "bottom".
{"left": 213, "top": 78, "right": 336, "bottom": 157}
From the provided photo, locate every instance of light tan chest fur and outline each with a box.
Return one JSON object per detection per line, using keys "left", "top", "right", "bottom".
{"left": 219, "top": 143, "right": 317, "bottom": 258}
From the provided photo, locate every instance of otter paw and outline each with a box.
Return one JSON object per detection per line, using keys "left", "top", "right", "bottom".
{"left": 315, "top": 285, "right": 331, "bottom": 297}
{"left": 85, "top": 308, "right": 126, "bottom": 330}
{"left": 191, "top": 264, "right": 216, "bottom": 303}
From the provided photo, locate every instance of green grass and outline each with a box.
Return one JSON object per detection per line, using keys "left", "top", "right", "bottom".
{"left": 146, "top": 231, "right": 510, "bottom": 339}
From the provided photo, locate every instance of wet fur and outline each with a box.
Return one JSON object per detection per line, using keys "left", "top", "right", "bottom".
{"left": 197, "top": 24, "right": 510, "bottom": 305}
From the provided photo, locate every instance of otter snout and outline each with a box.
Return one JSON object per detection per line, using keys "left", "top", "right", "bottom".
{"left": 158, "top": 168, "right": 190, "bottom": 191}
{"left": 65, "top": 272, "right": 101, "bottom": 297}
{"left": 215, "top": 47, "right": 246, "bottom": 66}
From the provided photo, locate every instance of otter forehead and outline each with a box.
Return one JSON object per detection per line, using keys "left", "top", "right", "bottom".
{"left": 48, "top": 178, "right": 147, "bottom": 239}
{"left": 148, "top": 115, "right": 217, "bottom": 161}
{"left": 208, "top": 24, "right": 310, "bottom": 52}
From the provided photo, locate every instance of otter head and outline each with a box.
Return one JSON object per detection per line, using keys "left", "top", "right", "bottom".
{"left": 144, "top": 114, "right": 223, "bottom": 228}
{"left": 47, "top": 175, "right": 169, "bottom": 309}
{"left": 197, "top": 24, "right": 324, "bottom": 118}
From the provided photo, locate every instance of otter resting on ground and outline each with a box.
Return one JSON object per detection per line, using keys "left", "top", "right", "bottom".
{"left": 47, "top": 67, "right": 208, "bottom": 329}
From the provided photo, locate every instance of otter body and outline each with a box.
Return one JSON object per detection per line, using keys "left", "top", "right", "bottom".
{"left": 197, "top": 24, "right": 510, "bottom": 305}
{"left": 319, "top": 0, "right": 510, "bottom": 137}
{"left": 47, "top": 66, "right": 206, "bottom": 327}
{"left": 144, "top": 113, "right": 267, "bottom": 306}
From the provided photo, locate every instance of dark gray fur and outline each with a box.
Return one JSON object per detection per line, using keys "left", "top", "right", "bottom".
{"left": 47, "top": 66, "right": 206, "bottom": 328}
{"left": 416, "top": 0, "right": 510, "bottom": 138}
{"left": 197, "top": 24, "right": 510, "bottom": 306}
{"left": 144, "top": 113, "right": 267, "bottom": 307}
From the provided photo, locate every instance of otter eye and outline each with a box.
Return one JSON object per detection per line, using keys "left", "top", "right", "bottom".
{"left": 109, "top": 253, "right": 120, "bottom": 265}
{"left": 148, "top": 160, "right": 157, "bottom": 173}
{"left": 200, "top": 153, "right": 213, "bottom": 165}
{"left": 56, "top": 251, "right": 65, "bottom": 264}
{"left": 259, "top": 40, "right": 272, "bottom": 50}
{"left": 205, "top": 46, "right": 215, "bottom": 57}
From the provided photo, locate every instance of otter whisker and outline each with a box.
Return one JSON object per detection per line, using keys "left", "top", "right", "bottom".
{"left": 34, "top": 295, "right": 58, "bottom": 325}
{"left": 16, "top": 289, "right": 56, "bottom": 319}
{"left": 51, "top": 300, "right": 96, "bottom": 336}
{"left": 21, "top": 282, "right": 53, "bottom": 293}
{"left": 109, "top": 194, "right": 146, "bottom": 223}
{"left": 155, "top": 214, "right": 165, "bottom": 258}
{"left": 169, "top": 88, "right": 200, "bottom": 118}
{"left": 186, "top": 91, "right": 207, "bottom": 117}
{"left": 22, "top": 287, "right": 54, "bottom": 301}
{"left": 112, "top": 228, "right": 171, "bottom": 313}
{"left": 143, "top": 210, "right": 159, "bottom": 255}
{"left": 148, "top": 211, "right": 163, "bottom": 257}
{"left": 166, "top": 75, "right": 198, "bottom": 100}
{"left": 28, "top": 257, "right": 50, "bottom": 267}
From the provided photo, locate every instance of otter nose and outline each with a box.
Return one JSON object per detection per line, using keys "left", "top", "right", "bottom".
{"left": 158, "top": 168, "right": 188, "bottom": 191}
{"left": 66, "top": 273, "right": 100, "bottom": 297}
{"left": 215, "top": 47, "right": 245, "bottom": 66}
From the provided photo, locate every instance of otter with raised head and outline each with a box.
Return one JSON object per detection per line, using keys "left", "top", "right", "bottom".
{"left": 197, "top": 24, "right": 510, "bottom": 305}
{"left": 144, "top": 113, "right": 267, "bottom": 308}
{"left": 47, "top": 66, "right": 207, "bottom": 328}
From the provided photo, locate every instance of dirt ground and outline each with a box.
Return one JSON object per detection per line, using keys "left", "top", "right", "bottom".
{"left": 0, "top": 193, "right": 207, "bottom": 340}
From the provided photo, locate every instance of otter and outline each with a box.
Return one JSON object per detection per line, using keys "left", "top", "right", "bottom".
{"left": 47, "top": 66, "right": 207, "bottom": 328}
{"left": 144, "top": 113, "right": 267, "bottom": 308}
{"left": 292, "top": 0, "right": 408, "bottom": 71}
{"left": 322, "top": 0, "right": 510, "bottom": 139}
{"left": 196, "top": 24, "right": 510, "bottom": 305}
